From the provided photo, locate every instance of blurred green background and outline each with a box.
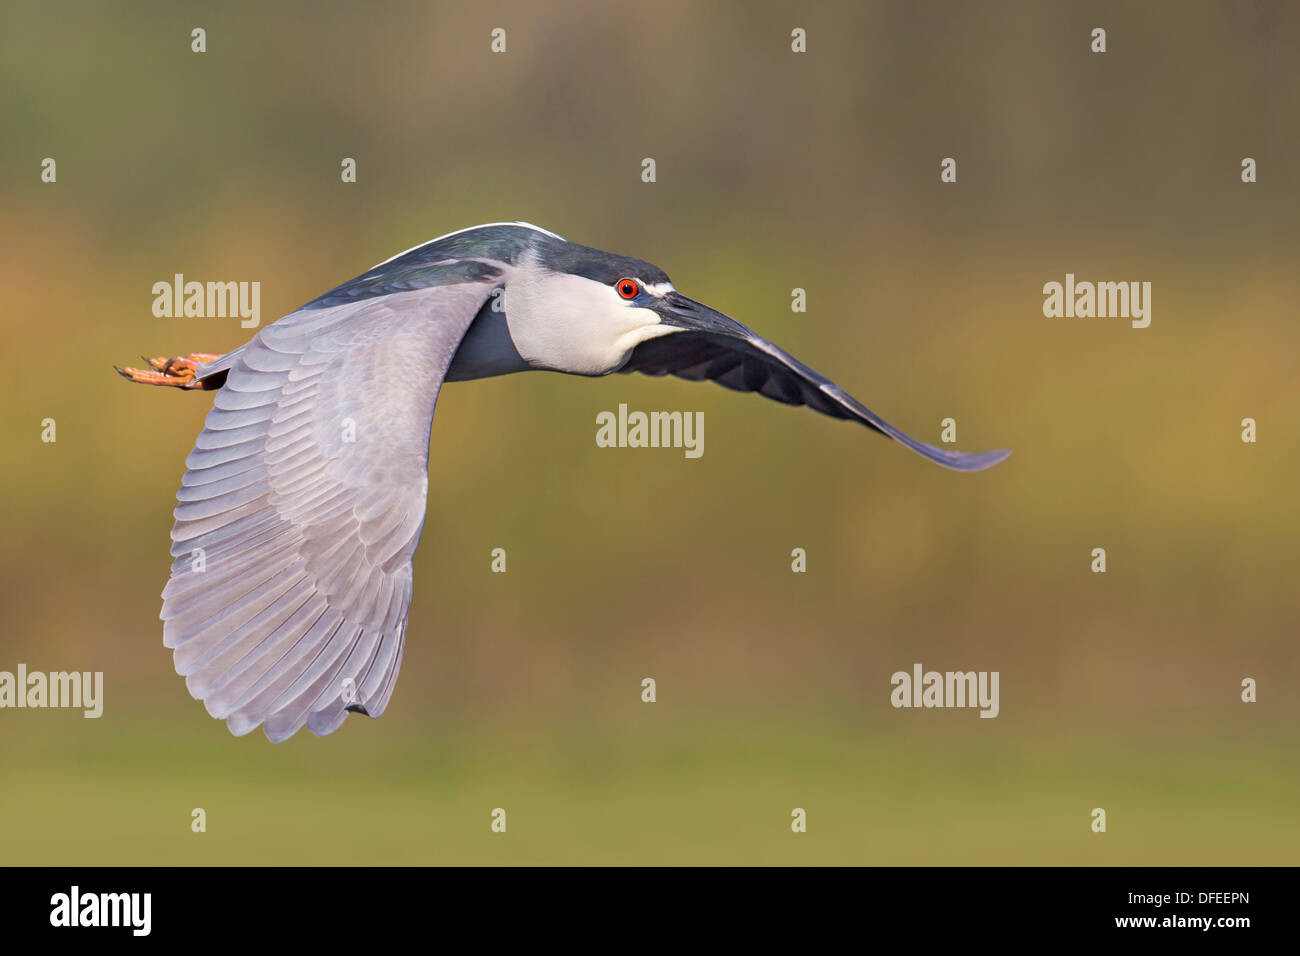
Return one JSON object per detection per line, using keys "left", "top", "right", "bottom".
{"left": 2, "top": 0, "right": 1297, "bottom": 864}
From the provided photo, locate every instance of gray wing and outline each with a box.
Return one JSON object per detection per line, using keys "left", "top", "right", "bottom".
{"left": 163, "top": 282, "right": 494, "bottom": 742}
{"left": 618, "top": 327, "right": 1010, "bottom": 472}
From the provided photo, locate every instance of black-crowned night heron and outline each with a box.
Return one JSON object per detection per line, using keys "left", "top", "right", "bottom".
{"left": 117, "top": 222, "right": 1010, "bottom": 742}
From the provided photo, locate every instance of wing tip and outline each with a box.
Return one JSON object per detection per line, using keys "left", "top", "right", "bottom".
{"left": 931, "top": 446, "right": 1013, "bottom": 472}
{"left": 890, "top": 432, "right": 1012, "bottom": 472}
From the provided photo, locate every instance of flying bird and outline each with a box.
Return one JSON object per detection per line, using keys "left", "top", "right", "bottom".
{"left": 116, "top": 222, "right": 1010, "bottom": 742}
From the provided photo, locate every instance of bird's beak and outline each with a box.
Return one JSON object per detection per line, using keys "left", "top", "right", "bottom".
{"left": 654, "top": 291, "right": 752, "bottom": 337}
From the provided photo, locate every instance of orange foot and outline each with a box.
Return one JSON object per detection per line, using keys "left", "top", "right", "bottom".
{"left": 115, "top": 352, "right": 223, "bottom": 389}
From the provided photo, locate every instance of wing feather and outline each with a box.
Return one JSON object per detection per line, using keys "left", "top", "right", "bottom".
{"left": 163, "top": 281, "right": 496, "bottom": 741}
{"left": 619, "top": 325, "right": 1010, "bottom": 472}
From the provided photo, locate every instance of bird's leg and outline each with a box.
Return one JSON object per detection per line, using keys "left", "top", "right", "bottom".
{"left": 115, "top": 352, "right": 223, "bottom": 389}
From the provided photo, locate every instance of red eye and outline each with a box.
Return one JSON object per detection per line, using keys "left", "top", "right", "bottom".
{"left": 616, "top": 278, "right": 640, "bottom": 300}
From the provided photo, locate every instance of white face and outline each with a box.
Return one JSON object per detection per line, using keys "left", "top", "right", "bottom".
{"left": 503, "top": 260, "right": 681, "bottom": 375}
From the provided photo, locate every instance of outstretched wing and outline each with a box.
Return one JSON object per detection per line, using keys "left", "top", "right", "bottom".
{"left": 618, "top": 320, "right": 1010, "bottom": 472}
{"left": 163, "top": 281, "right": 496, "bottom": 742}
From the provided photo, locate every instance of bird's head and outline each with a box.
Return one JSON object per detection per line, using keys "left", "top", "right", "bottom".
{"left": 503, "top": 235, "right": 744, "bottom": 376}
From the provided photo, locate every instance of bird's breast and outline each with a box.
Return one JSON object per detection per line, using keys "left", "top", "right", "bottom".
{"left": 445, "top": 305, "right": 530, "bottom": 382}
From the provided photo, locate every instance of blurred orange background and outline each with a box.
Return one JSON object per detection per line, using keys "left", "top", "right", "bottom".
{"left": 0, "top": 0, "right": 1296, "bottom": 864}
